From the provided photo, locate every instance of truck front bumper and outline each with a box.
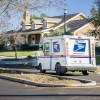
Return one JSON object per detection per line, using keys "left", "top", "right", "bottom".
{"left": 63, "top": 66, "right": 97, "bottom": 71}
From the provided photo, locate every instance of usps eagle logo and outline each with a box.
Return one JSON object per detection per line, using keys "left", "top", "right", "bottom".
{"left": 73, "top": 43, "right": 86, "bottom": 52}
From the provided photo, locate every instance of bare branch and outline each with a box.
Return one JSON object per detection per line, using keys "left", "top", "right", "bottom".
{"left": 0, "top": 0, "right": 11, "bottom": 16}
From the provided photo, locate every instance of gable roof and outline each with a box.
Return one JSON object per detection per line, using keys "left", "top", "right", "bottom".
{"left": 31, "top": 19, "right": 43, "bottom": 24}
{"left": 20, "top": 13, "right": 90, "bottom": 34}
{"left": 43, "top": 13, "right": 87, "bottom": 31}
{"left": 50, "top": 13, "right": 79, "bottom": 20}
{"left": 42, "top": 18, "right": 62, "bottom": 23}
{"left": 67, "top": 19, "right": 90, "bottom": 32}
{"left": 42, "top": 13, "right": 79, "bottom": 23}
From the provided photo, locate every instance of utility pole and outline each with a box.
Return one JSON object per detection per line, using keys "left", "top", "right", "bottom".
{"left": 64, "top": 7, "right": 67, "bottom": 34}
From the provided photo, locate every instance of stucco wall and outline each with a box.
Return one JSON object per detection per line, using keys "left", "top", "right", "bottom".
{"left": 47, "top": 22, "right": 55, "bottom": 28}
{"left": 72, "top": 15, "right": 85, "bottom": 20}
{"left": 74, "top": 23, "right": 95, "bottom": 36}
{"left": 25, "top": 25, "right": 31, "bottom": 30}
{"left": 35, "top": 24, "right": 42, "bottom": 29}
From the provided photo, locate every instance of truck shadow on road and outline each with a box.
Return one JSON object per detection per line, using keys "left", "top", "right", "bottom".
{"left": 45, "top": 72, "right": 83, "bottom": 76}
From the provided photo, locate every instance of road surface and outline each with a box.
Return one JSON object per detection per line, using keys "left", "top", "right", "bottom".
{"left": 0, "top": 77, "right": 100, "bottom": 100}
{"left": 0, "top": 64, "right": 100, "bottom": 100}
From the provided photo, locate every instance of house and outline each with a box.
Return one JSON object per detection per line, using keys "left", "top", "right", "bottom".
{"left": 19, "top": 10, "right": 95, "bottom": 46}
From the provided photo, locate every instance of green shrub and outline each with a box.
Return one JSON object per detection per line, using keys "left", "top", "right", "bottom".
{"left": 31, "top": 45, "right": 39, "bottom": 50}
{"left": 95, "top": 47, "right": 100, "bottom": 54}
{"left": 0, "top": 44, "right": 4, "bottom": 51}
{"left": 20, "top": 44, "right": 39, "bottom": 51}
{"left": 20, "top": 44, "right": 30, "bottom": 50}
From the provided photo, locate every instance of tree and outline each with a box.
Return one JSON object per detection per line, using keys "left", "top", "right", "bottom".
{"left": 0, "top": 32, "right": 9, "bottom": 46}
{"left": 91, "top": 0, "right": 100, "bottom": 27}
{"left": 51, "top": 29, "right": 64, "bottom": 36}
{"left": 0, "top": 31, "right": 25, "bottom": 59}
{"left": 0, "top": 0, "right": 66, "bottom": 28}
{"left": 50, "top": 27, "right": 72, "bottom": 36}
{"left": 30, "top": 13, "right": 49, "bottom": 21}
{"left": 30, "top": 14, "right": 39, "bottom": 20}
{"left": 40, "top": 13, "right": 48, "bottom": 18}
{"left": 10, "top": 32, "right": 25, "bottom": 59}
{"left": 91, "top": 0, "right": 100, "bottom": 37}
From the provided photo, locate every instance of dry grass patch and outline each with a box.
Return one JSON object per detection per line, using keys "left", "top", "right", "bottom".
{"left": 95, "top": 67, "right": 100, "bottom": 73}
{"left": 1, "top": 73, "right": 81, "bottom": 85}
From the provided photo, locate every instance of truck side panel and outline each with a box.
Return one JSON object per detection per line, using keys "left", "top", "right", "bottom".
{"left": 51, "top": 38, "right": 66, "bottom": 70}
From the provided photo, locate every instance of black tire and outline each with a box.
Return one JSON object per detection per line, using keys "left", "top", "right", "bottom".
{"left": 39, "top": 64, "right": 46, "bottom": 73}
{"left": 61, "top": 67, "right": 67, "bottom": 75}
{"left": 82, "top": 71, "right": 89, "bottom": 75}
{"left": 55, "top": 63, "right": 66, "bottom": 75}
{"left": 55, "top": 63, "right": 61, "bottom": 75}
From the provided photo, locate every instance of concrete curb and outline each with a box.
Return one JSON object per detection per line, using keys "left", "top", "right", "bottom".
{"left": 0, "top": 75, "right": 96, "bottom": 87}
{"left": 94, "top": 72, "right": 100, "bottom": 75}
{"left": 56, "top": 76, "right": 96, "bottom": 86}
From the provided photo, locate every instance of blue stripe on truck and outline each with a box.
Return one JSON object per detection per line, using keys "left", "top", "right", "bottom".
{"left": 39, "top": 55, "right": 92, "bottom": 58}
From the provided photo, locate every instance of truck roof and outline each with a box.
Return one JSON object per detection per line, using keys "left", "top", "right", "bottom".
{"left": 43, "top": 35, "right": 95, "bottom": 41}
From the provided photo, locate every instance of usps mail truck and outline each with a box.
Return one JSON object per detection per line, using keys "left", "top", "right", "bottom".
{"left": 38, "top": 35, "right": 96, "bottom": 75}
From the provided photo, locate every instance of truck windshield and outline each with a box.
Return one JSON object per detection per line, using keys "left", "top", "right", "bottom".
{"left": 44, "top": 42, "right": 50, "bottom": 56}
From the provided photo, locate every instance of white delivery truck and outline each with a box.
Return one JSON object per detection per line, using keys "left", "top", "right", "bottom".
{"left": 38, "top": 35, "right": 96, "bottom": 75}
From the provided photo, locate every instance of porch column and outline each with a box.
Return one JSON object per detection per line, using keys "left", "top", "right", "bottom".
{"left": 40, "top": 33, "right": 44, "bottom": 44}
{"left": 25, "top": 34, "right": 29, "bottom": 44}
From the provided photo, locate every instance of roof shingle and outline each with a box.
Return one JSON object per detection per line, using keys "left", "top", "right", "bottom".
{"left": 59, "top": 19, "right": 90, "bottom": 32}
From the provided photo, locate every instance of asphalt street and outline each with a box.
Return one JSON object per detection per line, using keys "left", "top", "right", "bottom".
{"left": 0, "top": 79, "right": 100, "bottom": 100}
{"left": 0, "top": 64, "right": 100, "bottom": 100}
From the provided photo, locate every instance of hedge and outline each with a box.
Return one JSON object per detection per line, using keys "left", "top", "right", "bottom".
{"left": 20, "top": 44, "right": 40, "bottom": 51}
{"left": 95, "top": 47, "right": 100, "bottom": 54}
{"left": 0, "top": 44, "right": 4, "bottom": 51}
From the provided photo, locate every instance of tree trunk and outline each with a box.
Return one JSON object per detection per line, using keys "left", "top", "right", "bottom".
{"left": 14, "top": 45, "right": 17, "bottom": 59}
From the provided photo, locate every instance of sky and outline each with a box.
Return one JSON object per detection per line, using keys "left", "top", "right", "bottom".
{"left": 45, "top": 0, "right": 94, "bottom": 17}
{"left": 8, "top": 0, "right": 95, "bottom": 31}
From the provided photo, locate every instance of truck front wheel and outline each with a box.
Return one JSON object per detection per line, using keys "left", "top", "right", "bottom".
{"left": 82, "top": 71, "right": 89, "bottom": 75}
{"left": 39, "top": 64, "right": 46, "bottom": 73}
{"left": 55, "top": 63, "right": 66, "bottom": 75}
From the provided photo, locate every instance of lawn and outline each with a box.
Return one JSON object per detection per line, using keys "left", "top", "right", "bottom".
{"left": 0, "top": 51, "right": 42, "bottom": 57}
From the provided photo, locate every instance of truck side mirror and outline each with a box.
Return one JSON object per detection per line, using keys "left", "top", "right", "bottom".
{"left": 39, "top": 44, "right": 43, "bottom": 50}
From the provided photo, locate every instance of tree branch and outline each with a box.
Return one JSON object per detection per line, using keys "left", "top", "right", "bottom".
{"left": 0, "top": 0, "right": 11, "bottom": 16}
